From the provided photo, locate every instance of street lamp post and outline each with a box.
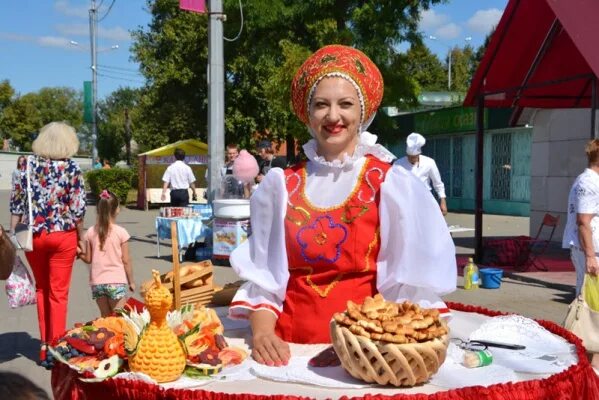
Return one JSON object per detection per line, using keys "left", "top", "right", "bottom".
{"left": 71, "top": 1, "right": 118, "bottom": 160}
{"left": 89, "top": 0, "right": 98, "bottom": 163}
{"left": 428, "top": 35, "right": 472, "bottom": 91}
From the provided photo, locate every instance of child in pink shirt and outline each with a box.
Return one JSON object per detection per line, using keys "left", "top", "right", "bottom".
{"left": 79, "top": 190, "right": 134, "bottom": 316}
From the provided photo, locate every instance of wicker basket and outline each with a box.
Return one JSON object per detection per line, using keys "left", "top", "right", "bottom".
{"left": 330, "top": 319, "right": 449, "bottom": 387}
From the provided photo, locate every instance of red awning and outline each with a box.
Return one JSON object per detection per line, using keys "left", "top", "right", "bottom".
{"left": 464, "top": 0, "right": 599, "bottom": 109}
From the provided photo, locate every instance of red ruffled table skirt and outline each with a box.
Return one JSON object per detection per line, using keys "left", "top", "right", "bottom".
{"left": 52, "top": 302, "right": 599, "bottom": 400}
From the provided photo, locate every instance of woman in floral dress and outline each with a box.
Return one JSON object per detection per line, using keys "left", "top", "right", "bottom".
{"left": 10, "top": 122, "right": 86, "bottom": 359}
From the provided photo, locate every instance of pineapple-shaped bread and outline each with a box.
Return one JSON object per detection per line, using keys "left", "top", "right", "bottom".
{"left": 129, "top": 270, "right": 186, "bottom": 382}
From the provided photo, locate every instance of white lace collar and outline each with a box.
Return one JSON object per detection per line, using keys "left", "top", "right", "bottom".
{"left": 302, "top": 131, "right": 396, "bottom": 169}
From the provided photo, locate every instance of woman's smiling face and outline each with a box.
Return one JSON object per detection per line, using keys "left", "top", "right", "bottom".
{"left": 308, "top": 76, "right": 362, "bottom": 161}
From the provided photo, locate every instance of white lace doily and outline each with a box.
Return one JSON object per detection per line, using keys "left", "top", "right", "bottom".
{"left": 467, "top": 315, "right": 576, "bottom": 373}
{"left": 469, "top": 315, "right": 572, "bottom": 356}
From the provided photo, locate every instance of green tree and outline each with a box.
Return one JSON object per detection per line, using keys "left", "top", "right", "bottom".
{"left": 0, "top": 79, "right": 16, "bottom": 141}
{"left": 97, "top": 87, "right": 141, "bottom": 162}
{"left": 131, "top": 0, "right": 444, "bottom": 149}
{"left": 0, "top": 87, "right": 82, "bottom": 150}
{"left": 405, "top": 42, "right": 446, "bottom": 92}
{"left": 449, "top": 44, "right": 475, "bottom": 93}
{"left": 0, "top": 80, "right": 14, "bottom": 112}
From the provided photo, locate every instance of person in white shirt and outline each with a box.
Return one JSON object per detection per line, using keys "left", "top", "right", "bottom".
{"left": 395, "top": 132, "right": 448, "bottom": 215}
{"left": 160, "top": 148, "right": 198, "bottom": 206}
{"left": 562, "top": 138, "right": 599, "bottom": 370}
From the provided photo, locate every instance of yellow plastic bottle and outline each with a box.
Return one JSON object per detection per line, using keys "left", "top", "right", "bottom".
{"left": 463, "top": 258, "right": 480, "bottom": 290}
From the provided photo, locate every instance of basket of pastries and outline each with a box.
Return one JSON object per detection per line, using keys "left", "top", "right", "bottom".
{"left": 330, "top": 294, "right": 449, "bottom": 387}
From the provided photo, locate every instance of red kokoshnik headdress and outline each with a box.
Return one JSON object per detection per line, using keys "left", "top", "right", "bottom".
{"left": 291, "top": 44, "right": 384, "bottom": 126}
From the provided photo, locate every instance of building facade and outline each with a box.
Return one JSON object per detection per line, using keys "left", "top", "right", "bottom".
{"left": 381, "top": 106, "right": 533, "bottom": 216}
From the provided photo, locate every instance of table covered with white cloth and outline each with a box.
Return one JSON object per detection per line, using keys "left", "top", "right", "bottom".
{"left": 52, "top": 302, "right": 599, "bottom": 400}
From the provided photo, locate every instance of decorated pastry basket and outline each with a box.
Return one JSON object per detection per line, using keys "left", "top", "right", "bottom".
{"left": 330, "top": 295, "right": 449, "bottom": 387}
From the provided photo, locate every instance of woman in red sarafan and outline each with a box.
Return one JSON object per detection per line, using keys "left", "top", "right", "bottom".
{"left": 229, "top": 45, "right": 456, "bottom": 366}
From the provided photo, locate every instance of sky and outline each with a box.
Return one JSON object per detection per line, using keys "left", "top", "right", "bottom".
{"left": 0, "top": 0, "right": 508, "bottom": 100}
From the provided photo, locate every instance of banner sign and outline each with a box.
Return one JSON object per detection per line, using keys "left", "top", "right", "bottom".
{"left": 414, "top": 107, "right": 488, "bottom": 135}
{"left": 83, "top": 81, "right": 93, "bottom": 124}
{"left": 179, "top": 0, "right": 206, "bottom": 13}
{"left": 146, "top": 155, "right": 208, "bottom": 165}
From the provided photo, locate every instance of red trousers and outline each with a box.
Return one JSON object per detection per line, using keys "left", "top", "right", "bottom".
{"left": 26, "top": 229, "right": 77, "bottom": 343}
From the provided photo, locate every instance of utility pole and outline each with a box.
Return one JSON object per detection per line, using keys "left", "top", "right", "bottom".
{"left": 124, "top": 107, "right": 131, "bottom": 165}
{"left": 207, "top": 0, "right": 225, "bottom": 202}
{"left": 89, "top": 0, "right": 98, "bottom": 162}
{"left": 448, "top": 48, "right": 452, "bottom": 91}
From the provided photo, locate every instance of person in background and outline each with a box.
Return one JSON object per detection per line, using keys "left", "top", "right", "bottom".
{"left": 93, "top": 157, "right": 102, "bottom": 169}
{"left": 255, "top": 140, "right": 286, "bottom": 184}
{"left": 0, "top": 371, "right": 50, "bottom": 400}
{"left": 161, "top": 148, "right": 198, "bottom": 206}
{"left": 222, "top": 143, "right": 240, "bottom": 177}
{"left": 78, "top": 190, "right": 134, "bottom": 317}
{"left": 562, "top": 138, "right": 599, "bottom": 371}
{"left": 395, "top": 132, "right": 448, "bottom": 215}
{"left": 219, "top": 143, "right": 245, "bottom": 198}
{"left": 102, "top": 159, "right": 111, "bottom": 169}
{"left": 10, "top": 156, "right": 27, "bottom": 188}
{"left": 14, "top": 155, "right": 26, "bottom": 175}
{"left": 228, "top": 45, "right": 455, "bottom": 366}
{"left": 9, "top": 122, "right": 86, "bottom": 360}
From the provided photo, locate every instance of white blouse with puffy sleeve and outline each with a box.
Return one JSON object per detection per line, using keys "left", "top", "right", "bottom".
{"left": 229, "top": 132, "right": 457, "bottom": 319}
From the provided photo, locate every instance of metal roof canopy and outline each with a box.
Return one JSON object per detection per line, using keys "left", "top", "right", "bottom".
{"left": 463, "top": 0, "right": 599, "bottom": 261}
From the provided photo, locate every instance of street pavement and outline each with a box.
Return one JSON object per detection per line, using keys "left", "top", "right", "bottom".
{"left": 0, "top": 190, "right": 576, "bottom": 397}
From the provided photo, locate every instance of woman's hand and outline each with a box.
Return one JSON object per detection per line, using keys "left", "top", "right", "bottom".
{"left": 251, "top": 331, "right": 290, "bottom": 366}
{"left": 250, "top": 310, "right": 290, "bottom": 366}
{"left": 128, "top": 282, "right": 136, "bottom": 292}
{"left": 585, "top": 255, "right": 599, "bottom": 275}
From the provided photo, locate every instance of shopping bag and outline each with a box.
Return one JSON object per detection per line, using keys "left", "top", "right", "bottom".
{"left": 14, "top": 222, "right": 33, "bottom": 252}
{"left": 563, "top": 274, "right": 599, "bottom": 352}
{"left": 583, "top": 274, "right": 599, "bottom": 311}
{"left": 5, "top": 256, "right": 36, "bottom": 308}
{"left": 0, "top": 225, "right": 16, "bottom": 280}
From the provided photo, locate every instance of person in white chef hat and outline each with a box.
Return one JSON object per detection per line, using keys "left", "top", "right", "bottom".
{"left": 395, "top": 132, "right": 448, "bottom": 215}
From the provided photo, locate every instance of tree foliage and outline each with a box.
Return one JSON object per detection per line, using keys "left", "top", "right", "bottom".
{"left": 131, "top": 0, "right": 444, "bottom": 149}
{"left": 0, "top": 87, "right": 82, "bottom": 150}
{"left": 449, "top": 44, "right": 476, "bottom": 93}
{"left": 404, "top": 42, "right": 446, "bottom": 92}
{"left": 0, "top": 80, "right": 14, "bottom": 113}
{"left": 97, "top": 87, "right": 141, "bottom": 161}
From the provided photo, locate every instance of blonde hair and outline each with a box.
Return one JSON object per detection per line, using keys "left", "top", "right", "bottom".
{"left": 586, "top": 139, "right": 599, "bottom": 165}
{"left": 32, "top": 122, "right": 79, "bottom": 159}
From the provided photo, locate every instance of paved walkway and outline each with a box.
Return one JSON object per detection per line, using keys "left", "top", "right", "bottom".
{"left": 0, "top": 191, "right": 576, "bottom": 397}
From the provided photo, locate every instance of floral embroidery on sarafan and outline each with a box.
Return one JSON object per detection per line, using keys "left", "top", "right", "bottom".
{"left": 287, "top": 205, "right": 311, "bottom": 227}
{"left": 340, "top": 204, "right": 369, "bottom": 224}
{"left": 297, "top": 215, "right": 347, "bottom": 263}
{"left": 358, "top": 167, "right": 384, "bottom": 203}
{"left": 289, "top": 266, "right": 344, "bottom": 298}
{"left": 362, "top": 229, "right": 379, "bottom": 272}
{"left": 286, "top": 170, "right": 312, "bottom": 226}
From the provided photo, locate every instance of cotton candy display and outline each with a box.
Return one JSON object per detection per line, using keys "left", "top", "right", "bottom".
{"left": 232, "top": 150, "right": 259, "bottom": 183}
